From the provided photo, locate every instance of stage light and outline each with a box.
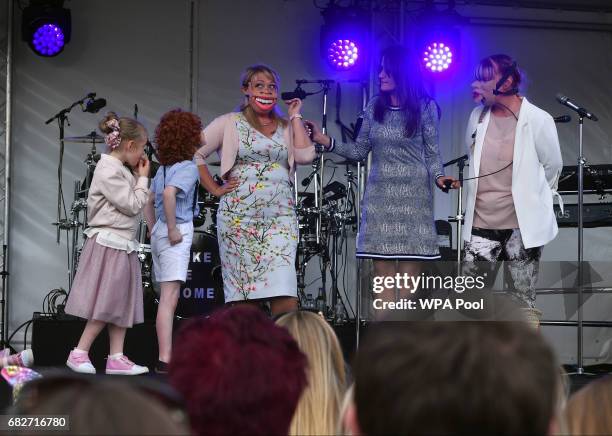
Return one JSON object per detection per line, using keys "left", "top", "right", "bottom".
{"left": 423, "top": 42, "right": 454, "bottom": 73}
{"left": 327, "top": 39, "right": 360, "bottom": 71}
{"left": 320, "top": 5, "right": 369, "bottom": 72}
{"left": 22, "top": 1, "right": 71, "bottom": 57}
{"left": 414, "top": 4, "right": 464, "bottom": 76}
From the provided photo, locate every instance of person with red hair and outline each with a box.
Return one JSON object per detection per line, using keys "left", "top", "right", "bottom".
{"left": 143, "top": 109, "right": 202, "bottom": 374}
{"left": 168, "top": 306, "right": 308, "bottom": 436}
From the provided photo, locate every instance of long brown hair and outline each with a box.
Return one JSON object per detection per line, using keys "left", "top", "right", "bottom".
{"left": 564, "top": 375, "right": 612, "bottom": 434}
{"left": 239, "top": 64, "right": 288, "bottom": 131}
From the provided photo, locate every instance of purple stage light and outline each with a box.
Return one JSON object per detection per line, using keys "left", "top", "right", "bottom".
{"left": 423, "top": 42, "right": 453, "bottom": 73}
{"left": 32, "top": 23, "right": 65, "bottom": 56}
{"left": 327, "top": 39, "right": 360, "bottom": 70}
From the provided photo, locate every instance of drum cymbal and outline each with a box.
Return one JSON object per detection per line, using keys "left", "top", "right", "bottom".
{"left": 64, "top": 132, "right": 104, "bottom": 143}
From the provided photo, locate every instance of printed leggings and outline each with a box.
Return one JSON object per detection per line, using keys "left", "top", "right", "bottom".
{"left": 463, "top": 227, "right": 542, "bottom": 308}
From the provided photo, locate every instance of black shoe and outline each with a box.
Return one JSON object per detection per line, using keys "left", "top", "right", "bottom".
{"left": 155, "top": 360, "right": 169, "bottom": 374}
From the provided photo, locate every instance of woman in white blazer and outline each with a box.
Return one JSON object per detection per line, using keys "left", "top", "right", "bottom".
{"left": 461, "top": 54, "right": 563, "bottom": 310}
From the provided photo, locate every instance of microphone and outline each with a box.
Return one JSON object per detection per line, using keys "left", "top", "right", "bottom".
{"left": 556, "top": 94, "right": 598, "bottom": 121}
{"left": 553, "top": 115, "right": 571, "bottom": 123}
{"left": 84, "top": 97, "right": 107, "bottom": 114}
{"left": 301, "top": 171, "right": 317, "bottom": 187}
{"left": 281, "top": 87, "right": 317, "bottom": 101}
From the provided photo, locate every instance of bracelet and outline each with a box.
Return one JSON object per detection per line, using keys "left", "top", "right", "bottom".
{"left": 289, "top": 114, "right": 303, "bottom": 121}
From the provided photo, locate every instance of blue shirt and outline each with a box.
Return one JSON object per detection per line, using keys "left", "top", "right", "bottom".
{"left": 151, "top": 160, "right": 200, "bottom": 224}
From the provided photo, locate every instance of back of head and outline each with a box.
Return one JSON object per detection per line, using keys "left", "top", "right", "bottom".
{"left": 565, "top": 375, "right": 612, "bottom": 435}
{"left": 353, "top": 321, "right": 558, "bottom": 435}
{"left": 154, "top": 109, "right": 202, "bottom": 166}
{"left": 169, "top": 306, "right": 308, "bottom": 436}
{"left": 276, "top": 310, "right": 347, "bottom": 435}
{"left": 99, "top": 111, "right": 145, "bottom": 151}
{"left": 15, "top": 377, "right": 188, "bottom": 435}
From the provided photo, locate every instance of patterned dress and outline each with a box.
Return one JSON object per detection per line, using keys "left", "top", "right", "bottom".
{"left": 332, "top": 97, "right": 444, "bottom": 260}
{"left": 217, "top": 114, "right": 298, "bottom": 302}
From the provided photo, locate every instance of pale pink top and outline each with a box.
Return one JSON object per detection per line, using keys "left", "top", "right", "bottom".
{"left": 473, "top": 112, "right": 519, "bottom": 229}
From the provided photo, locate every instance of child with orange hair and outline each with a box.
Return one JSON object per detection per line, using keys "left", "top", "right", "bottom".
{"left": 143, "top": 109, "right": 201, "bottom": 374}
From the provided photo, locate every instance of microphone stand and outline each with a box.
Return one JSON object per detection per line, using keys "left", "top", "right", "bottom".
{"left": 45, "top": 94, "right": 94, "bottom": 245}
{"left": 573, "top": 114, "right": 592, "bottom": 376}
{"left": 444, "top": 154, "right": 469, "bottom": 274}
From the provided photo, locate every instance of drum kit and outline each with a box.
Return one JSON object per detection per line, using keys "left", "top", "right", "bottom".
{"left": 53, "top": 128, "right": 358, "bottom": 321}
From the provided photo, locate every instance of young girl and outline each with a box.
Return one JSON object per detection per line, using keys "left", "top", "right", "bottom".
{"left": 65, "top": 112, "right": 150, "bottom": 375}
{"left": 143, "top": 109, "right": 201, "bottom": 374}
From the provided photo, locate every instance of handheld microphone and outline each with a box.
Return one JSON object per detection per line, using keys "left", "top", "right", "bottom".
{"left": 556, "top": 94, "right": 598, "bottom": 121}
{"left": 553, "top": 115, "right": 571, "bottom": 123}
{"left": 84, "top": 98, "right": 107, "bottom": 114}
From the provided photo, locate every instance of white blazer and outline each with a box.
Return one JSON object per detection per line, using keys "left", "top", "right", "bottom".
{"left": 463, "top": 97, "right": 563, "bottom": 249}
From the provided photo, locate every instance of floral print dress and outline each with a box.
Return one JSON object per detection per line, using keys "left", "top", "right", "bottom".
{"left": 217, "top": 114, "right": 298, "bottom": 302}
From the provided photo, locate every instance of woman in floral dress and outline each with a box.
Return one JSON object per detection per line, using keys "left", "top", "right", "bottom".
{"left": 195, "top": 64, "right": 316, "bottom": 315}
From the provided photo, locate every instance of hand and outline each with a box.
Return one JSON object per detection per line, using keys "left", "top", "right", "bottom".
{"left": 212, "top": 178, "right": 240, "bottom": 197}
{"left": 168, "top": 227, "right": 183, "bottom": 246}
{"left": 436, "top": 176, "right": 460, "bottom": 191}
{"left": 303, "top": 120, "right": 329, "bottom": 147}
{"left": 284, "top": 98, "right": 302, "bottom": 118}
{"left": 137, "top": 157, "right": 150, "bottom": 178}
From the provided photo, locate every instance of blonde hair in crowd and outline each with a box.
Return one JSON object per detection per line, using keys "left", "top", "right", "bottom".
{"left": 98, "top": 111, "right": 146, "bottom": 146}
{"left": 562, "top": 375, "right": 612, "bottom": 435}
{"left": 276, "top": 311, "right": 347, "bottom": 436}
{"left": 239, "top": 64, "right": 288, "bottom": 131}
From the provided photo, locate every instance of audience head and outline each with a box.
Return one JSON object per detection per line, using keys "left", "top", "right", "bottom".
{"left": 349, "top": 321, "right": 559, "bottom": 435}
{"left": 564, "top": 375, "right": 612, "bottom": 435}
{"left": 13, "top": 374, "right": 189, "bottom": 435}
{"left": 276, "top": 310, "right": 347, "bottom": 435}
{"left": 169, "top": 306, "right": 308, "bottom": 436}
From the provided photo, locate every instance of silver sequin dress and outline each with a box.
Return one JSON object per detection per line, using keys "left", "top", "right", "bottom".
{"left": 331, "top": 97, "right": 444, "bottom": 260}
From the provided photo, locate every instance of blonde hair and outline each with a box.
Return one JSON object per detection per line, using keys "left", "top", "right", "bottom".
{"left": 239, "top": 64, "right": 287, "bottom": 131}
{"left": 563, "top": 375, "right": 612, "bottom": 435}
{"left": 98, "top": 111, "right": 146, "bottom": 148}
{"left": 276, "top": 311, "right": 347, "bottom": 436}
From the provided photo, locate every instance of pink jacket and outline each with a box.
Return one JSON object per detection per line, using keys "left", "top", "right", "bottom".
{"left": 194, "top": 112, "right": 316, "bottom": 178}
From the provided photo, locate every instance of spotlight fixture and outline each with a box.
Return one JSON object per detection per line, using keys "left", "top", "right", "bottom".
{"left": 320, "top": 5, "right": 369, "bottom": 72}
{"left": 423, "top": 42, "right": 454, "bottom": 73}
{"left": 22, "top": 0, "right": 71, "bottom": 57}
{"left": 415, "top": 3, "right": 464, "bottom": 75}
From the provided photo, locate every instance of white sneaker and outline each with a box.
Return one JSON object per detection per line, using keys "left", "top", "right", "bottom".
{"left": 105, "top": 354, "right": 149, "bottom": 375}
{"left": 66, "top": 349, "right": 96, "bottom": 374}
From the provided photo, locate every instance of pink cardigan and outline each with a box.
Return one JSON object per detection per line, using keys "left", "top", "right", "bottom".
{"left": 194, "top": 112, "right": 316, "bottom": 178}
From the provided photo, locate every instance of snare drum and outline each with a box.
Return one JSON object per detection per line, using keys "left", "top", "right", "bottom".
{"left": 175, "top": 231, "right": 224, "bottom": 318}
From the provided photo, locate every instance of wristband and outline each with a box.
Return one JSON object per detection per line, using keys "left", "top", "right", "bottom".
{"left": 289, "top": 114, "right": 303, "bottom": 121}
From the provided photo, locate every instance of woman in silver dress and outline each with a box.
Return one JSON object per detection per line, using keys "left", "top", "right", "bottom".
{"left": 308, "top": 45, "right": 456, "bottom": 300}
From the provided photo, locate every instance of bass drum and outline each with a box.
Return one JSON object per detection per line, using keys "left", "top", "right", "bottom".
{"left": 176, "top": 231, "right": 224, "bottom": 318}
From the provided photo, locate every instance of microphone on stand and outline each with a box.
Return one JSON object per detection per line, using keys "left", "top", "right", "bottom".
{"left": 281, "top": 86, "right": 317, "bottom": 101}
{"left": 84, "top": 97, "right": 107, "bottom": 113}
{"left": 556, "top": 94, "right": 598, "bottom": 121}
{"left": 554, "top": 115, "right": 571, "bottom": 123}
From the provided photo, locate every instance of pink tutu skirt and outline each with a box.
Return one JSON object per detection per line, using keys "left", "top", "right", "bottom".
{"left": 65, "top": 235, "right": 143, "bottom": 328}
